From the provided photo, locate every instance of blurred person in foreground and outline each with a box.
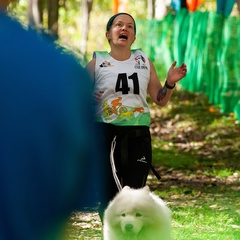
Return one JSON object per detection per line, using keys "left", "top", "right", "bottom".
{"left": 0, "top": 2, "right": 103, "bottom": 240}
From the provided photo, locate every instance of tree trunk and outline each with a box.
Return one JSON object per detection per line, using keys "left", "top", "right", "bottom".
{"left": 181, "top": 0, "right": 187, "bottom": 8}
{"left": 47, "top": 0, "right": 59, "bottom": 39}
{"left": 80, "top": 0, "right": 93, "bottom": 56}
{"left": 155, "top": 0, "right": 170, "bottom": 20}
{"left": 147, "top": 0, "right": 155, "bottom": 19}
{"left": 28, "top": 0, "right": 43, "bottom": 28}
{"left": 237, "top": 0, "right": 240, "bottom": 14}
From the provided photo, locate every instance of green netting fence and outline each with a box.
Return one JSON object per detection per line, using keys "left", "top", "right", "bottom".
{"left": 135, "top": 9, "right": 240, "bottom": 122}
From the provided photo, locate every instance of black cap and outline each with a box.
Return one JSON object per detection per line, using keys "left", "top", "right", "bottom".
{"left": 106, "top": 12, "right": 136, "bottom": 34}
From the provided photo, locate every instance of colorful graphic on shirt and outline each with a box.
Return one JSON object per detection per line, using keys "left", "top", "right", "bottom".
{"left": 135, "top": 55, "right": 146, "bottom": 64}
{"left": 99, "top": 60, "right": 113, "bottom": 67}
{"left": 102, "top": 97, "right": 145, "bottom": 121}
{"left": 134, "top": 55, "right": 148, "bottom": 70}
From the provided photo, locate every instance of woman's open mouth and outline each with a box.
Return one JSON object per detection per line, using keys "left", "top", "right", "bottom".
{"left": 119, "top": 34, "right": 128, "bottom": 40}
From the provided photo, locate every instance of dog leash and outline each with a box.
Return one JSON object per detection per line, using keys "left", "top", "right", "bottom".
{"left": 110, "top": 136, "right": 123, "bottom": 191}
{"left": 150, "top": 165, "right": 161, "bottom": 180}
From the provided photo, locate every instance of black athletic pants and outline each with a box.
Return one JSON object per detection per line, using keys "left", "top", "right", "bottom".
{"left": 97, "top": 123, "right": 152, "bottom": 221}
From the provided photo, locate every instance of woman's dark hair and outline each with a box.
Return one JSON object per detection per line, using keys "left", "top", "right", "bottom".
{"left": 106, "top": 13, "right": 136, "bottom": 34}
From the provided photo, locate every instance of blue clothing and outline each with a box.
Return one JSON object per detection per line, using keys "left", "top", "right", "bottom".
{"left": 216, "top": 0, "right": 235, "bottom": 15}
{"left": 0, "top": 13, "right": 102, "bottom": 240}
{"left": 171, "top": 0, "right": 181, "bottom": 11}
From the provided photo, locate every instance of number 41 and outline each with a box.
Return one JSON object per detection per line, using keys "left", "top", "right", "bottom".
{"left": 115, "top": 73, "right": 140, "bottom": 94}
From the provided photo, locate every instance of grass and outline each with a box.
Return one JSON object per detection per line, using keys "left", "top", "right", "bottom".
{"left": 65, "top": 88, "right": 240, "bottom": 240}
{"left": 171, "top": 189, "right": 240, "bottom": 240}
{"left": 149, "top": 87, "right": 240, "bottom": 240}
{"left": 151, "top": 179, "right": 240, "bottom": 240}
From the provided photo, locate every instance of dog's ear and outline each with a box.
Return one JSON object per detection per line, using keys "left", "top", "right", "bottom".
{"left": 143, "top": 185, "right": 150, "bottom": 192}
{"left": 123, "top": 186, "right": 130, "bottom": 190}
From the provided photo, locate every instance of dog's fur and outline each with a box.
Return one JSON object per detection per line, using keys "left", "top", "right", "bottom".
{"left": 103, "top": 186, "right": 172, "bottom": 240}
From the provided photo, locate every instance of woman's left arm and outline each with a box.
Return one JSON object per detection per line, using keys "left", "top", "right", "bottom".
{"left": 148, "top": 59, "right": 187, "bottom": 107}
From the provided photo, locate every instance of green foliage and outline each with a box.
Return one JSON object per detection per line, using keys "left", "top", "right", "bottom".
{"left": 8, "top": 0, "right": 28, "bottom": 25}
{"left": 136, "top": 10, "right": 240, "bottom": 121}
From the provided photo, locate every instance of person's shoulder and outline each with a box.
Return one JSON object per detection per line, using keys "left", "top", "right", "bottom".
{"left": 131, "top": 48, "right": 145, "bottom": 54}
{"left": 93, "top": 51, "right": 108, "bottom": 58}
{"left": 131, "top": 48, "right": 148, "bottom": 58}
{"left": 131, "top": 49, "right": 149, "bottom": 62}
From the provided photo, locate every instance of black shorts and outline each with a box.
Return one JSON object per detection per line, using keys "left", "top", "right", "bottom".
{"left": 97, "top": 122, "right": 152, "bottom": 198}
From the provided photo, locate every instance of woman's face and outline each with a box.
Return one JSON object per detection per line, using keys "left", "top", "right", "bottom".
{"left": 106, "top": 14, "right": 136, "bottom": 48}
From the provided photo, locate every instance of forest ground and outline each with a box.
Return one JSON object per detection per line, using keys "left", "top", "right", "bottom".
{"left": 64, "top": 88, "right": 240, "bottom": 240}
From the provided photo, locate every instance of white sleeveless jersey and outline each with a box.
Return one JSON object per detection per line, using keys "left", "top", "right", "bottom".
{"left": 94, "top": 49, "right": 151, "bottom": 126}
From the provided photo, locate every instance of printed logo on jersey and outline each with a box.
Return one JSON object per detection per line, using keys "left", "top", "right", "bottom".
{"left": 134, "top": 55, "right": 148, "bottom": 70}
{"left": 137, "top": 156, "right": 147, "bottom": 163}
{"left": 99, "top": 60, "right": 113, "bottom": 67}
{"left": 102, "top": 97, "right": 145, "bottom": 121}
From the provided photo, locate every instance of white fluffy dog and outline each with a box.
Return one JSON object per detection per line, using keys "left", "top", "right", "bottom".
{"left": 103, "top": 186, "right": 172, "bottom": 240}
